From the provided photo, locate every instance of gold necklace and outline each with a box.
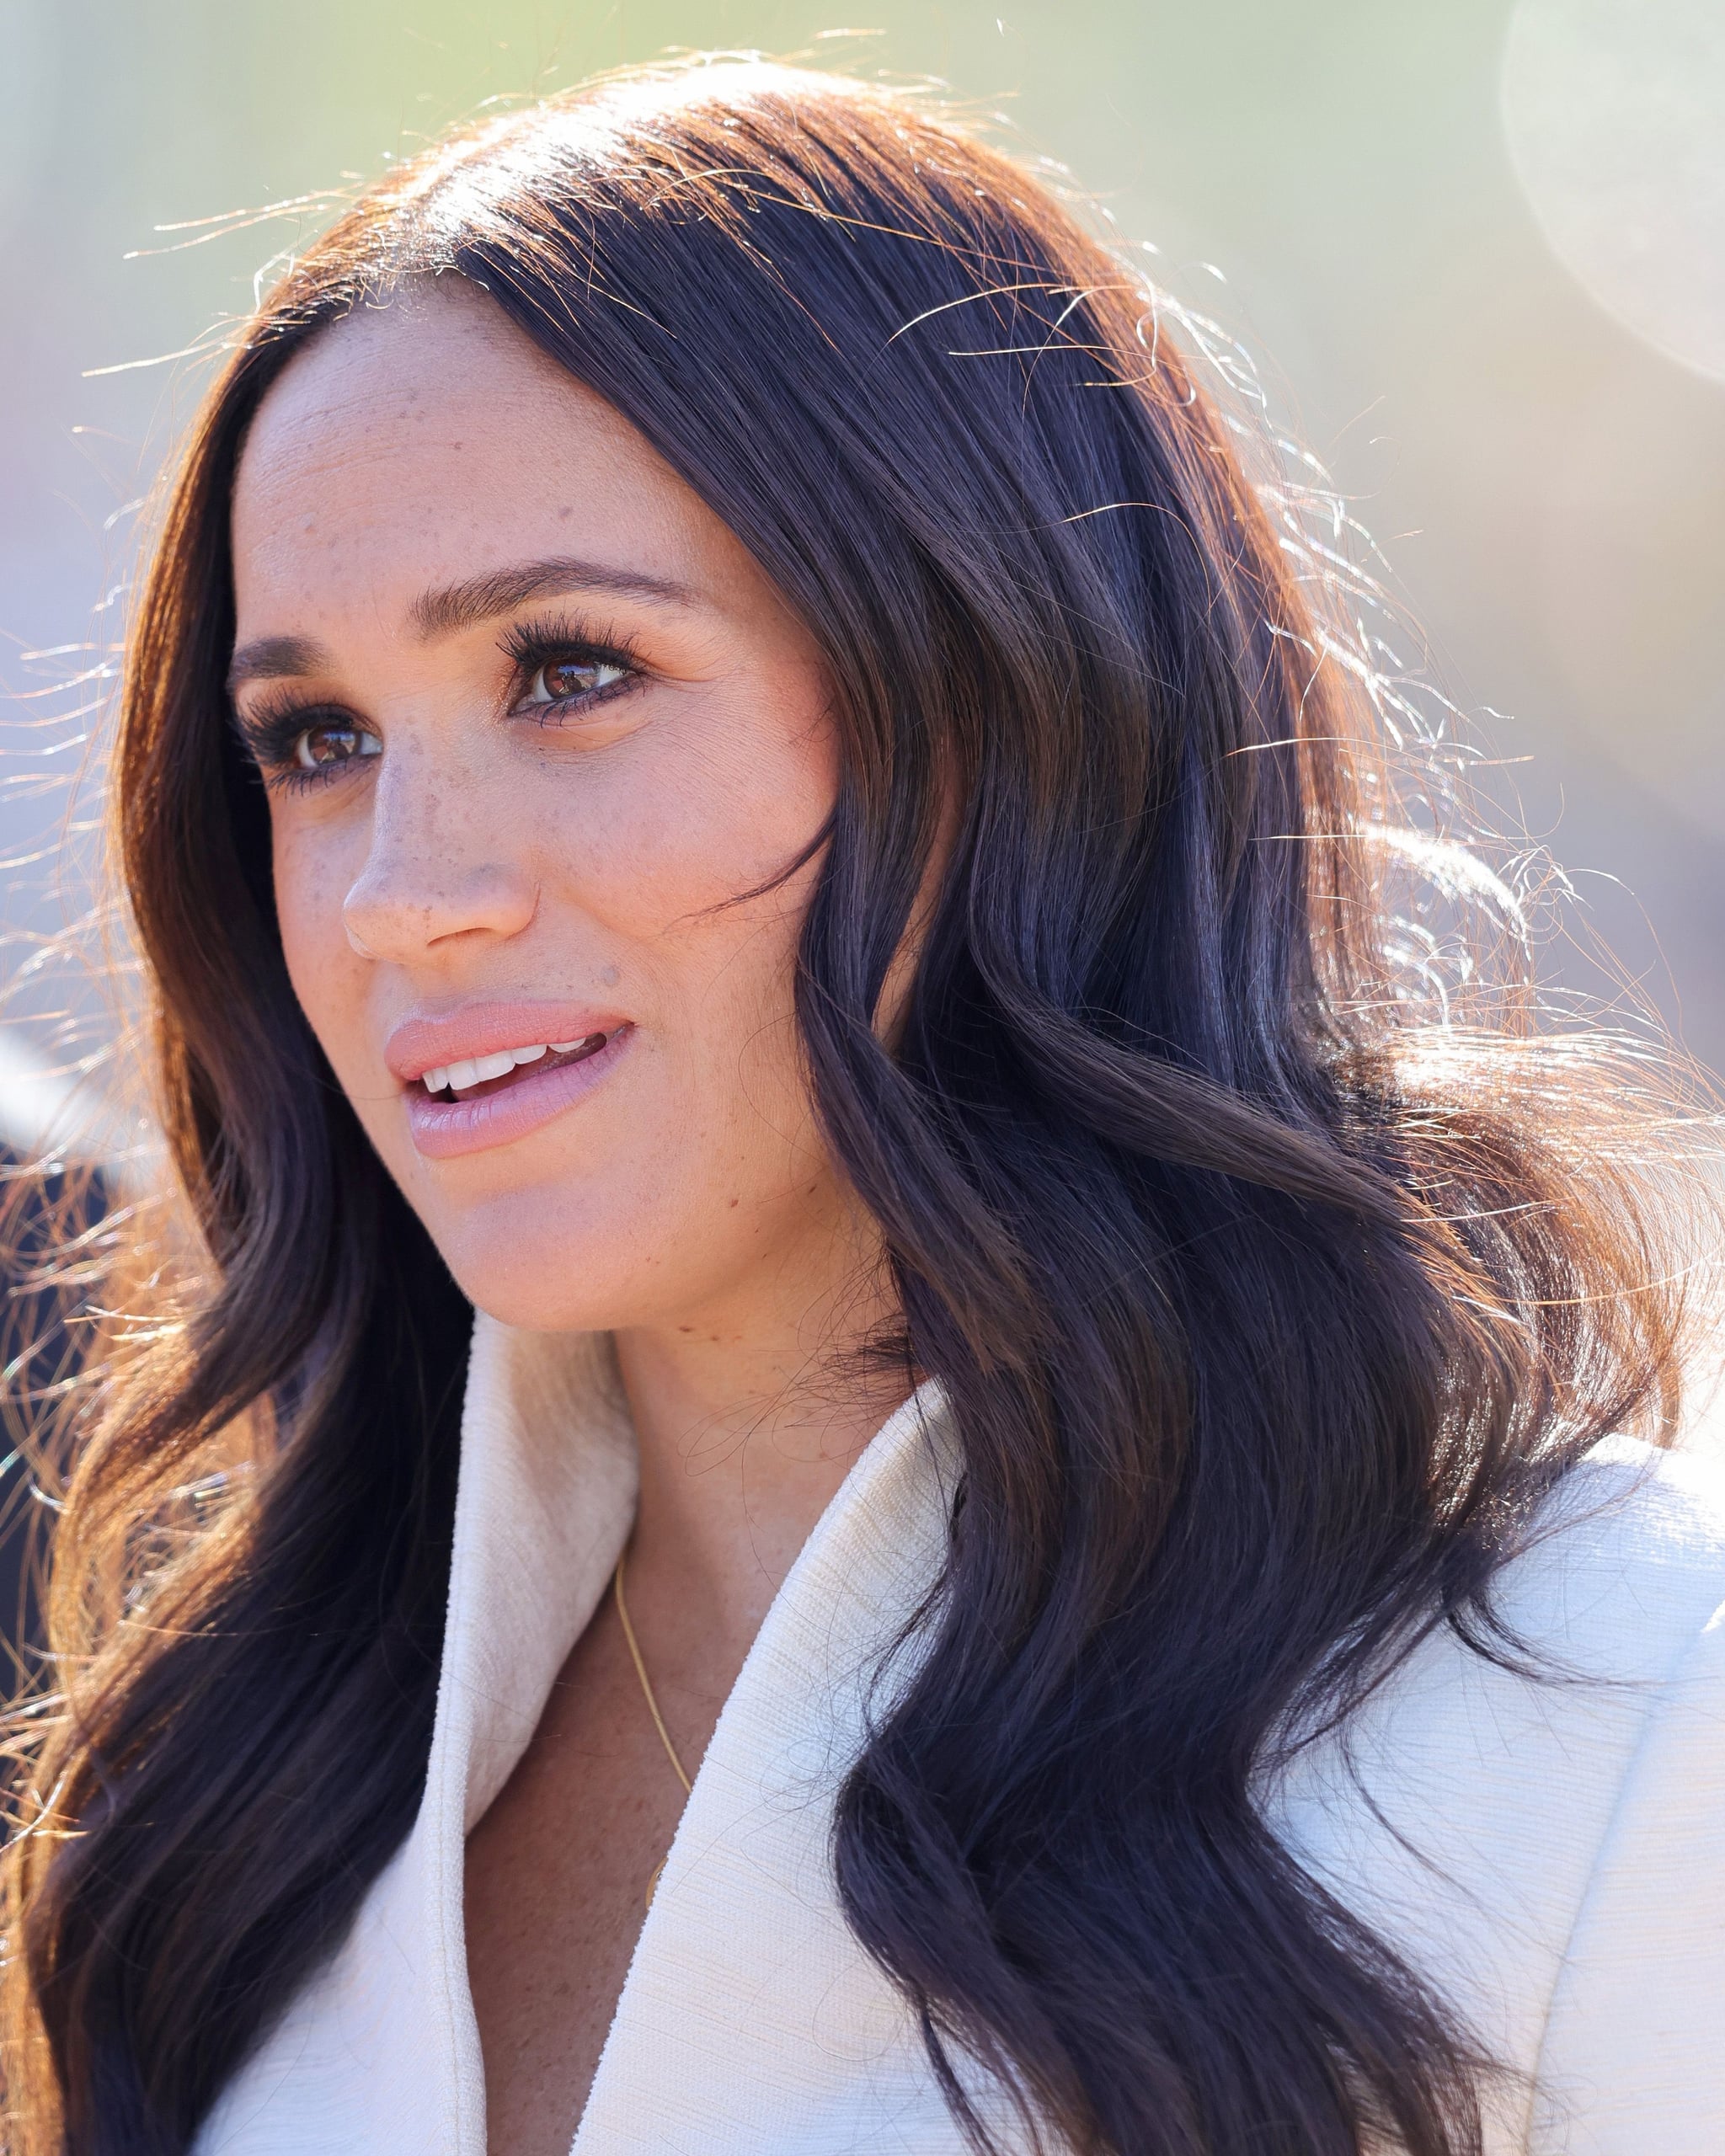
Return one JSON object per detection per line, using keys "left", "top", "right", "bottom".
{"left": 612, "top": 1546, "right": 692, "bottom": 1908}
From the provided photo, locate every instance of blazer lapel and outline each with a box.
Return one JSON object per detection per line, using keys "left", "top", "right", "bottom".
{"left": 199, "top": 1321, "right": 969, "bottom": 2156}
{"left": 572, "top": 1380, "right": 968, "bottom": 2154}
{"left": 196, "top": 1316, "right": 638, "bottom": 2155}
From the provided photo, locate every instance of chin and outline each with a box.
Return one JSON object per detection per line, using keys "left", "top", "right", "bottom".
{"left": 403, "top": 1182, "right": 626, "bottom": 1337}
{"left": 462, "top": 1283, "right": 607, "bottom": 1335}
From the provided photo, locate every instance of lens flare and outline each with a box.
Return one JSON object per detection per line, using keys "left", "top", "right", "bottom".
{"left": 1501, "top": 0, "right": 1725, "bottom": 384}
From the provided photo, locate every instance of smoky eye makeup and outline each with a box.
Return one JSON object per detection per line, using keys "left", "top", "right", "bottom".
{"left": 226, "top": 688, "right": 378, "bottom": 795}
{"left": 227, "top": 691, "right": 347, "bottom": 784}
{"left": 497, "top": 614, "right": 649, "bottom": 724}
{"left": 225, "top": 611, "right": 654, "bottom": 791}
{"left": 231, "top": 691, "right": 339, "bottom": 767}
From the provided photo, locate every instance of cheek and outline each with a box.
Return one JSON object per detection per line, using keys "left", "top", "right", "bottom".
{"left": 271, "top": 814, "right": 371, "bottom": 1075}
{"left": 522, "top": 711, "right": 833, "bottom": 1174}
{"left": 548, "top": 722, "right": 829, "bottom": 1076}
{"left": 542, "top": 691, "right": 837, "bottom": 937}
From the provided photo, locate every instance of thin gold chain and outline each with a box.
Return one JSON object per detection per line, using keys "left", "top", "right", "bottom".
{"left": 613, "top": 1548, "right": 693, "bottom": 1796}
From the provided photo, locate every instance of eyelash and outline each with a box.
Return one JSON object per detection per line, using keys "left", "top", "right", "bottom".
{"left": 499, "top": 617, "right": 645, "bottom": 726}
{"left": 232, "top": 621, "right": 648, "bottom": 794}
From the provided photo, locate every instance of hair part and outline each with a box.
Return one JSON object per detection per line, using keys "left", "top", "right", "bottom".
{"left": 0, "top": 57, "right": 1699, "bottom": 2156}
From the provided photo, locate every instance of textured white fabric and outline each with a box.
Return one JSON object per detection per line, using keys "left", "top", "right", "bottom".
{"left": 197, "top": 1316, "right": 1725, "bottom": 2154}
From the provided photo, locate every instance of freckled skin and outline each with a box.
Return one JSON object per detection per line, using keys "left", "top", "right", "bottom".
{"left": 231, "top": 283, "right": 909, "bottom": 2155}
{"left": 232, "top": 283, "right": 841, "bottom": 1337}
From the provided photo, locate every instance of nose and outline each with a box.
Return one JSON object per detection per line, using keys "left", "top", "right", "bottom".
{"left": 341, "top": 760, "right": 537, "bottom": 962}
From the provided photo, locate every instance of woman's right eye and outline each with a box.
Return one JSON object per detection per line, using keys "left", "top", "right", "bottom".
{"left": 291, "top": 719, "right": 382, "bottom": 772}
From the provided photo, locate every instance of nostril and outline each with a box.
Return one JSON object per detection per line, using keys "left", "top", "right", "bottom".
{"left": 341, "top": 858, "right": 539, "bottom": 959}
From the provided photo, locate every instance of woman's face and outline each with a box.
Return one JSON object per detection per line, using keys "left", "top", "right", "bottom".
{"left": 228, "top": 280, "right": 845, "bottom": 1333}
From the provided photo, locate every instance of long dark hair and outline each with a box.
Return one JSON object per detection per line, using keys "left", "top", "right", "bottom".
{"left": 0, "top": 59, "right": 1693, "bottom": 2156}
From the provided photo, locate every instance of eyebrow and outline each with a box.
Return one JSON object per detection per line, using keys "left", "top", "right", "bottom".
{"left": 226, "top": 633, "right": 328, "bottom": 694}
{"left": 225, "top": 555, "right": 700, "bottom": 695}
{"left": 409, "top": 556, "right": 699, "bottom": 638}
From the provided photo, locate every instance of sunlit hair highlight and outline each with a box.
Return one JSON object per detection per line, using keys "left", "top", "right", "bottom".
{"left": 0, "top": 56, "right": 1709, "bottom": 2156}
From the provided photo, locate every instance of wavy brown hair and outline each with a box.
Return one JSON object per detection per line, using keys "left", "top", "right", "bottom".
{"left": 0, "top": 58, "right": 1702, "bottom": 2156}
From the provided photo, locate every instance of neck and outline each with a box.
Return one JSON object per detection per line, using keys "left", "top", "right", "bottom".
{"left": 610, "top": 1205, "right": 910, "bottom": 1684}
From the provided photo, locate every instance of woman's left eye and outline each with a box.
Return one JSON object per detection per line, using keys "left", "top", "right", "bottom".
{"left": 518, "top": 654, "right": 629, "bottom": 711}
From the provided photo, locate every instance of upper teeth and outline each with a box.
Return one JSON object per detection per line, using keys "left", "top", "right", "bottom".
{"left": 420, "top": 1037, "right": 601, "bottom": 1096}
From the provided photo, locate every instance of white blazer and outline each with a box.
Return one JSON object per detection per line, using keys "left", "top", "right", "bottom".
{"left": 197, "top": 1315, "right": 1725, "bottom": 2155}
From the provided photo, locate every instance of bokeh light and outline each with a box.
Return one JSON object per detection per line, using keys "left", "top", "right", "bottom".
{"left": 1502, "top": 0, "right": 1725, "bottom": 383}
{"left": 3, "top": 3, "right": 1722, "bottom": 1070}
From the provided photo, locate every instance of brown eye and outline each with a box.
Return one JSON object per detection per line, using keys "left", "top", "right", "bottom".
{"left": 521, "top": 655, "right": 628, "bottom": 707}
{"left": 293, "top": 720, "right": 380, "bottom": 771}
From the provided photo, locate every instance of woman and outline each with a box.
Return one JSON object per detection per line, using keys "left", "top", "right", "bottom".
{"left": 3, "top": 56, "right": 1722, "bottom": 2156}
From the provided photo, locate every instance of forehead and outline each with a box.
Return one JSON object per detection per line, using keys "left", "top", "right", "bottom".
{"left": 229, "top": 280, "right": 714, "bottom": 618}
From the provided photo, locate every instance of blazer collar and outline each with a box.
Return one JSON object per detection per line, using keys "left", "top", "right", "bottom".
{"left": 200, "top": 1313, "right": 969, "bottom": 2153}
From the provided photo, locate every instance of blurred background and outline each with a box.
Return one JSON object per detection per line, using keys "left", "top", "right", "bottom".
{"left": 0, "top": 0, "right": 1720, "bottom": 1644}
{"left": 0, "top": 0, "right": 1722, "bottom": 1105}
{"left": 4, "top": 0, "right": 1723, "bottom": 1096}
